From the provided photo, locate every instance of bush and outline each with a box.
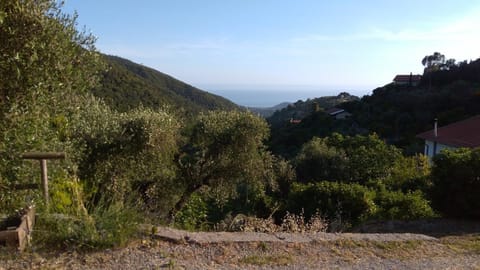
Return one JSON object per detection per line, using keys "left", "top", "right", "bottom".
{"left": 174, "top": 193, "right": 209, "bottom": 231}
{"left": 33, "top": 199, "right": 141, "bottom": 250}
{"left": 72, "top": 104, "right": 181, "bottom": 213}
{"left": 294, "top": 134, "right": 404, "bottom": 185}
{"left": 286, "top": 182, "right": 376, "bottom": 228}
{"left": 374, "top": 189, "right": 436, "bottom": 220}
{"left": 430, "top": 148, "right": 480, "bottom": 219}
{"left": 294, "top": 137, "right": 347, "bottom": 182}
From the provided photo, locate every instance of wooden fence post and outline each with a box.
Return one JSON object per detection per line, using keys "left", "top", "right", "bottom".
{"left": 21, "top": 152, "right": 66, "bottom": 207}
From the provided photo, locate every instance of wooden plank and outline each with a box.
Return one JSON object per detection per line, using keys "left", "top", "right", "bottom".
{"left": 0, "top": 230, "right": 19, "bottom": 249}
{"left": 0, "top": 207, "right": 35, "bottom": 251}
{"left": 21, "top": 152, "right": 66, "bottom": 160}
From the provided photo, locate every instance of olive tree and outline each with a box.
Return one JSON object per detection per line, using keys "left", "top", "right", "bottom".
{"left": 172, "top": 111, "right": 271, "bottom": 216}
{"left": 0, "top": 0, "right": 103, "bottom": 211}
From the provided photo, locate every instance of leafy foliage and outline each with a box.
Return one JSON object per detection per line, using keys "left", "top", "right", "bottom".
{"left": 295, "top": 134, "right": 403, "bottom": 184}
{"left": 373, "top": 188, "right": 435, "bottom": 220}
{"left": 294, "top": 137, "right": 347, "bottom": 182}
{"left": 172, "top": 111, "right": 271, "bottom": 216}
{"left": 430, "top": 148, "right": 480, "bottom": 219}
{"left": 287, "top": 182, "right": 376, "bottom": 228}
{"left": 72, "top": 102, "right": 182, "bottom": 212}
{"left": 0, "top": 0, "right": 104, "bottom": 212}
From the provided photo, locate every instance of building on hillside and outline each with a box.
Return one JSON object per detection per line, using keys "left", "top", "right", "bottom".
{"left": 289, "top": 118, "right": 302, "bottom": 124}
{"left": 325, "top": 107, "right": 351, "bottom": 120}
{"left": 393, "top": 73, "right": 422, "bottom": 86}
{"left": 416, "top": 115, "right": 480, "bottom": 159}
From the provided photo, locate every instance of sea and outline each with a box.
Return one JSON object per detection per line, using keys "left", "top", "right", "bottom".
{"left": 207, "top": 89, "right": 368, "bottom": 108}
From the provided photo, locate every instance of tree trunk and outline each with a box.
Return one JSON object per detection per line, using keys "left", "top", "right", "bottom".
{"left": 168, "top": 183, "right": 204, "bottom": 222}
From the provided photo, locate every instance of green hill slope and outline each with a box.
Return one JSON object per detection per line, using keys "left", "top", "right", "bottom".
{"left": 92, "top": 55, "right": 239, "bottom": 114}
{"left": 267, "top": 92, "right": 359, "bottom": 128}
{"left": 267, "top": 58, "right": 480, "bottom": 157}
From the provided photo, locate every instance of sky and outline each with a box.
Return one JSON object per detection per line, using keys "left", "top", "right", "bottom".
{"left": 63, "top": 0, "right": 480, "bottom": 98}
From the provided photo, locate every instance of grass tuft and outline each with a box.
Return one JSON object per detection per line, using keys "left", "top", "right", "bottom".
{"left": 240, "top": 254, "right": 293, "bottom": 266}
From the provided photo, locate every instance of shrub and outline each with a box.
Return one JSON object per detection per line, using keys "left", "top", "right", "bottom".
{"left": 294, "top": 137, "right": 347, "bottom": 182}
{"left": 72, "top": 104, "right": 181, "bottom": 213}
{"left": 430, "top": 148, "right": 480, "bottom": 219}
{"left": 286, "top": 181, "right": 376, "bottom": 228}
{"left": 33, "top": 199, "right": 141, "bottom": 250}
{"left": 374, "top": 189, "right": 436, "bottom": 220}
{"left": 174, "top": 193, "right": 209, "bottom": 231}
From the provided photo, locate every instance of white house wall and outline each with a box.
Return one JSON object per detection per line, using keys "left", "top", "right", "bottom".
{"left": 424, "top": 140, "right": 457, "bottom": 158}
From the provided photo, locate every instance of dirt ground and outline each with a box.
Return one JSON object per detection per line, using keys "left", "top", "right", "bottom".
{"left": 1, "top": 223, "right": 480, "bottom": 269}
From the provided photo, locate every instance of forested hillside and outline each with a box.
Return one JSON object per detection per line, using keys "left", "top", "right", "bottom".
{"left": 342, "top": 57, "right": 480, "bottom": 153}
{"left": 93, "top": 55, "right": 239, "bottom": 114}
{"left": 269, "top": 56, "right": 480, "bottom": 158}
{"left": 268, "top": 92, "right": 359, "bottom": 128}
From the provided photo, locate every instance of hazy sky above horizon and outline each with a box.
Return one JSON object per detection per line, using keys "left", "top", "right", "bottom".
{"left": 64, "top": 0, "right": 480, "bottom": 96}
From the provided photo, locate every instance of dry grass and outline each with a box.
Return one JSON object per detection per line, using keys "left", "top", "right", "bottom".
{"left": 239, "top": 254, "right": 293, "bottom": 266}
{"left": 229, "top": 211, "right": 328, "bottom": 233}
{"left": 441, "top": 234, "right": 480, "bottom": 254}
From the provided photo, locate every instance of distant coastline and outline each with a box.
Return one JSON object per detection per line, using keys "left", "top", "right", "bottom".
{"left": 206, "top": 89, "right": 345, "bottom": 108}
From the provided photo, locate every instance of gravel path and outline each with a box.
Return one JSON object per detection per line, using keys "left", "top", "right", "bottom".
{"left": 152, "top": 226, "right": 437, "bottom": 244}
{"left": 1, "top": 227, "right": 479, "bottom": 269}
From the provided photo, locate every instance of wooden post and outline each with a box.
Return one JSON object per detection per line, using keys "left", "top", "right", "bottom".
{"left": 40, "top": 159, "right": 48, "bottom": 205}
{"left": 21, "top": 152, "right": 65, "bottom": 207}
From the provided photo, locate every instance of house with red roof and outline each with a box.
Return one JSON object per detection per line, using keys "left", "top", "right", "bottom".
{"left": 416, "top": 115, "right": 480, "bottom": 159}
{"left": 393, "top": 74, "right": 422, "bottom": 86}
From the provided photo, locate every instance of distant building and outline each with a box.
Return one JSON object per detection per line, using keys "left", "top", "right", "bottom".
{"left": 393, "top": 73, "right": 422, "bottom": 86}
{"left": 289, "top": 118, "right": 302, "bottom": 124}
{"left": 325, "top": 107, "right": 351, "bottom": 120}
{"left": 416, "top": 116, "right": 480, "bottom": 159}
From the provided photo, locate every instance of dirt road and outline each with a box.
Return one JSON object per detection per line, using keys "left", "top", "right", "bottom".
{"left": 1, "top": 226, "right": 479, "bottom": 269}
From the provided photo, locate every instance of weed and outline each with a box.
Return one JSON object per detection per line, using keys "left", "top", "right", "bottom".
{"left": 235, "top": 210, "right": 328, "bottom": 233}
{"left": 374, "top": 240, "right": 422, "bottom": 251}
{"left": 32, "top": 199, "right": 141, "bottom": 250}
{"left": 167, "top": 258, "right": 176, "bottom": 269}
{"left": 257, "top": 241, "right": 268, "bottom": 252}
{"left": 240, "top": 254, "right": 293, "bottom": 266}
{"left": 441, "top": 234, "right": 480, "bottom": 254}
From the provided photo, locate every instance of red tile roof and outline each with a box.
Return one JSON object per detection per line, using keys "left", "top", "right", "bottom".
{"left": 417, "top": 115, "right": 480, "bottom": 148}
{"left": 393, "top": 75, "right": 422, "bottom": 82}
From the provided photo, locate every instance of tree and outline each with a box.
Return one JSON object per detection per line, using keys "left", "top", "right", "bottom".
{"left": 422, "top": 52, "right": 445, "bottom": 73}
{"left": 0, "top": 0, "right": 102, "bottom": 105}
{"left": 294, "top": 137, "right": 348, "bottom": 182}
{"left": 171, "top": 111, "right": 271, "bottom": 217}
{"left": 326, "top": 133, "right": 403, "bottom": 184}
{"left": 0, "top": 0, "right": 104, "bottom": 210}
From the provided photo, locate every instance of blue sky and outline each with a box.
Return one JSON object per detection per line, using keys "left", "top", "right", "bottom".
{"left": 64, "top": 1, "right": 480, "bottom": 96}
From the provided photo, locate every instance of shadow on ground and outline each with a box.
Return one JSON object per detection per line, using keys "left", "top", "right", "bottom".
{"left": 352, "top": 219, "right": 480, "bottom": 237}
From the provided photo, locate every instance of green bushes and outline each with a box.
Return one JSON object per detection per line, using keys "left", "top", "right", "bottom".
{"left": 174, "top": 193, "right": 209, "bottom": 231}
{"left": 34, "top": 200, "right": 141, "bottom": 250}
{"left": 294, "top": 134, "right": 403, "bottom": 184}
{"left": 373, "top": 189, "right": 435, "bottom": 220}
{"left": 72, "top": 104, "right": 181, "bottom": 214}
{"left": 286, "top": 182, "right": 436, "bottom": 228}
{"left": 287, "top": 182, "right": 376, "bottom": 228}
{"left": 430, "top": 148, "right": 480, "bottom": 219}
